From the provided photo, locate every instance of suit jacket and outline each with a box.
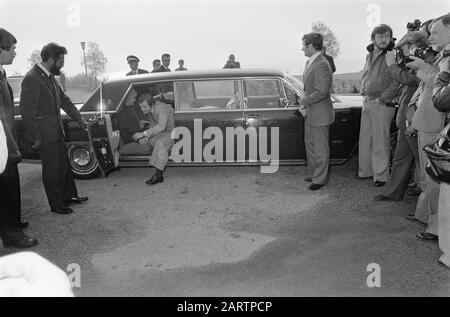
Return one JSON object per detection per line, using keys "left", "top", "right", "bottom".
{"left": 20, "top": 64, "right": 83, "bottom": 144}
{"left": 223, "top": 61, "right": 240, "bottom": 69}
{"left": 145, "top": 102, "right": 174, "bottom": 138}
{"left": 126, "top": 68, "right": 149, "bottom": 76}
{"left": 0, "top": 71, "right": 19, "bottom": 156}
{"left": 117, "top": 106, "right": 144, "bottom": 144}
{"left": 154, "top": 65, "right": 171, "bottom": 73}
{"left": 301, "top": 54, "right": 335, "bottom": 126}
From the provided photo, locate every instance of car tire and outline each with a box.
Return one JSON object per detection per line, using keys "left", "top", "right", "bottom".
{"left": 67, "top": 143, "right": 101, "bottom": 179}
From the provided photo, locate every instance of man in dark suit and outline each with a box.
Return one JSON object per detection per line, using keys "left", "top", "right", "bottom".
{"left": 0, "top": 27, "right": 38, "bottom": 248}
{"left": 223, "top": 54, "right": 241, "bottom": 69}
{"left": 126, "top": 55, "right": 149, "bottom": 76}
{"left": 300, "top": 33, "right": 335, "bottom": 190}
{"left": 154, "top": 53, "right": 171, "bottom": 72}
{"left": 20, "top": 43, "right": 89, "bottom": 215}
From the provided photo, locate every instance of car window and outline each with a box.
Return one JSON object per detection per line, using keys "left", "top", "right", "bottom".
{"left": 174, "top": 80, "right": 242, "bottom": 111}
{"left": 283, "top": 83, "right": 300, "bottom": 106}
{"left": 243, "top": 79, "right": 283, "bottom": 109}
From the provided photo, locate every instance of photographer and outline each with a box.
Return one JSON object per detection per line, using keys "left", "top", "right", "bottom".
{"left": 358, "top": 24, "right": 399, "bottom": 187}
{"left": 406, "top": 14, "right": 449, "bottom": 242}
{"left": 430, "top": 42, "right": 450, "bottom": 269}
{"left": 373, "top": 31, "right": 427, "bottom": 202}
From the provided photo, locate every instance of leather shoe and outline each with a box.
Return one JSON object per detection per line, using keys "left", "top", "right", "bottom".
{"left": 405, "top": 214, "right": 426, "bottom": 224}
{"left": 438, "top": 259, "right": 450, "bottom": 270}
{"left": 417, "top": 232, "right": 438, "bottom": 241}
{"left": 374, "top": 181, "right": 386, "bottom": 187}
{"left": 2, "top": 234, "right": 38, "bottom": 249}
{"left": 64, "top": 196, "right": 88, "bottom": 205}
{"left": 355, "top": 174, "right": 372, "bottom": 180}
{"left": 51, "top": 206, "right": 74, "bottom": 214}
{"left": 304, "top": 177, "right": 312, "bottom": 182}
{"left": 18, "top": 221, "right": 29, "bottom": 230}
{"left": 308, "top": 183, "right": 323, "bottom": 191}
{"left": 373, "top": 194, "right": 391, "bottom": 201}
{"left": 407, "top": 187, "right": 422, "bottom": 196}
{"left": 145, "top": 174, "right": 164, "bottom": 185}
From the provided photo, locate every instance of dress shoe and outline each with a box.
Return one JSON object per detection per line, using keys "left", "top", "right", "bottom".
{"left": 407, "top": 187, "right": 422, "bottom": 196}
{"left": 64, "top": 196, "right": 88, "bottom": 205}
{"left": 304, "top": 177, "right": 312, "bottom": 182}
{"left": 355, "top": 174, "right": 372, "bottom": 180}
{"left": 374, "top": 181, "right": 386, "bottom": 187}
{"left": 51, "top": 206, "right": 74, "bottom": 214}
{"left": 18, "top": 221, "right": 29, "bottom": 230}
{"left": 405, "top": 214, "right": 426, "bottom": 224}
{"left": 373, "top": 194, "right": 391, "bottom": 201}
{"left": 417, "top": 232, "right": 438, "bottom": 241}
{"left": 2, "top": 234, "right": 38, "bottom": 249}
{"left": 145, "top": 174, "right": 164, "bottom": 185}
{"left": 308, "top": 183, "right": 323, "bottom": 191}
{"left": 438, "top": 259, "right": 450, "bottom": 270}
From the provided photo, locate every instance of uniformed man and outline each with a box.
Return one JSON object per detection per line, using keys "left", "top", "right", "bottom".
{"left": 126, "top": 55, "right": 149, "bottom": 76}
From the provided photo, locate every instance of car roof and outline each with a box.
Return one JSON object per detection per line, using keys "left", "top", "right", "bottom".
{"left": 81, "top": 68, "right": 289, "bottom": 112}
{"left": 107, "top": 68, "right": 287, "bottom": 84}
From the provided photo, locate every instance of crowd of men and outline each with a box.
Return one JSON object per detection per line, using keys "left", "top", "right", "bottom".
{"left": 125, "top": 53, "right": 243, "bottom": 76}
{"left": 355, "top": 14, "right": 450, "bottom": 270}
{"left": 1, "top": 13, "right": 450, "bottom": 274}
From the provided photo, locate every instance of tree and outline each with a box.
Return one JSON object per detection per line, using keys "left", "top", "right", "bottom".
{"left": 27, "top": 49, "right": 41, "bottom": 68}
{"left": 82, "top": 42, "right": 108, "bottom": 78}
{"left": 312, "top": 21, "right": 340, "bottom": 58}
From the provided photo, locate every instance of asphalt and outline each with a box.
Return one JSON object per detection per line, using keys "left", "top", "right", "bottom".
{"left": 1, "top": 158, "right": 450, "bottom": 296}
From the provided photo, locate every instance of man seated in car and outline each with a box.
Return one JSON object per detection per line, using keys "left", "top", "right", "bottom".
{"left": 132, "top": 89, "right": 175, "bottom": 185}
{"left": 117, "top": 89, "right": 153, "bottom": 155}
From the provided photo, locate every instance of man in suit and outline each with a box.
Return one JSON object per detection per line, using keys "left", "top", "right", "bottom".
{"left": 223, "top": 54, "right": 241, "bottom": 69}
{"left": 20, "top": 42, "right": 89, "bottom": 215}
{"left": 126, "top": 55, "right": 149, "bottom": 76}
{"left": 131, "top": 89, "right": 175, "bottom": 185}
{"left": 151, "top": 59, "right": 161, "bottom": 73}
{"left": 0, "top": 27, "right": 37, "bottom": 248}
{"left": 154, "top": 54, "right": 171, "bottom": 72}
{"left": 175, "top": 59, "right": 187, "bottom": 71}
{"left": 300, "top": 32, "right": 335, "bottom": 190}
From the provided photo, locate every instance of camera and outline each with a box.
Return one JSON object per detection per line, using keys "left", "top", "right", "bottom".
{"left": 395, "top": 47, "right": 438, "bottom": 67}
{"left": 407, "top": 19, "right": 421, "bottom": 31}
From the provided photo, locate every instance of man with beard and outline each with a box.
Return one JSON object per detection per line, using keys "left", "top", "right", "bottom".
{"left": 358, "top": 24, "right": 398, "bottom": 187}
{"left": 20, "top": 43, "right": 89, "bottom": 215}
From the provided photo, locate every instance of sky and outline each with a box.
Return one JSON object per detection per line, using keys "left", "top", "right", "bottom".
{"left": 1, "top": 0, "right": 449, "bottom": 78}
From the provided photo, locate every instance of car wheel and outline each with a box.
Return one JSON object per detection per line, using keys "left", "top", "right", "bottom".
{"left": 67, "top": 143, "right": 100, "bottom": 179}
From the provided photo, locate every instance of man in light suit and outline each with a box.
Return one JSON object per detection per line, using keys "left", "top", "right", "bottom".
{"left": 300, "top": 32, "right": 335, "bottom": 190}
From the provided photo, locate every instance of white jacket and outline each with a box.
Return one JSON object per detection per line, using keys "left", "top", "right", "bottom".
{"left": 0, "top": 119, "right": 7, "bottom": 174}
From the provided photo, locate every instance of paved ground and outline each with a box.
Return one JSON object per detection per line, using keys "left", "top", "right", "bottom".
{"left": 1, "top": 158, "right": 450, "bottom": 296}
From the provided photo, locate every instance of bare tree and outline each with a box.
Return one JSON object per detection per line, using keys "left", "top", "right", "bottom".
{"left": 312, "top": 21, "right": 340, "bottom": 58}
{"left": 81, "top": 42, "right": 108, "bottom": 78}
{"left": 27, "top": 49, "right": 41, "bottom": 68}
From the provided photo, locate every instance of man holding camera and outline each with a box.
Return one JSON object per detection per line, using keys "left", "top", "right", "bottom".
{"left": 358, "top": 24, "right": 398, "bottom": 187}
{"left": 406, "top": 15, "right": 450, "bottom": 242}
{"left": 373, "top": 31, "right": 427, "bottom": 202}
